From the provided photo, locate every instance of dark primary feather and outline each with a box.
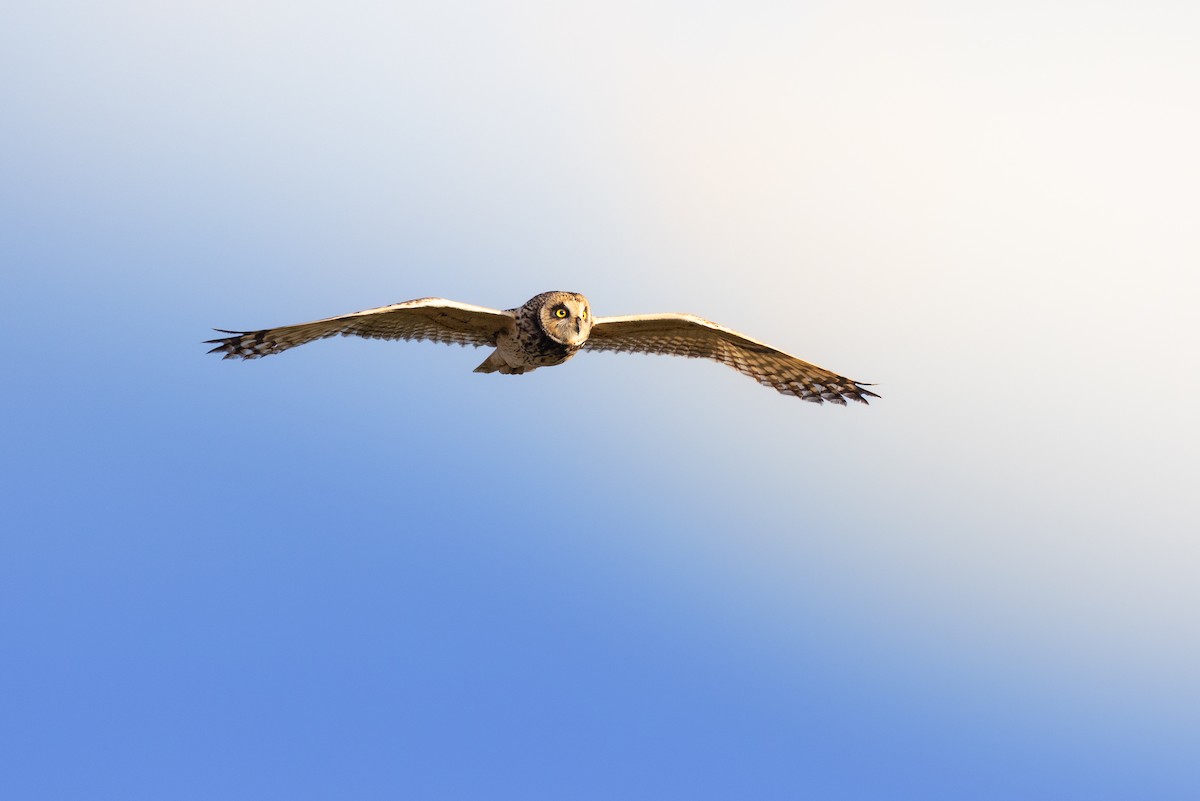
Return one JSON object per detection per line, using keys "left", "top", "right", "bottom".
{"left": 206, "top": 298, "right": 514, "bottom": 360}
{"left": 586, "top": 313, "right": 879, "bottom": 404}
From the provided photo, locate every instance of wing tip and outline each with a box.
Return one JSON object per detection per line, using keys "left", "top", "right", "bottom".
{"left": 205, "top": 329, "right": 263, "bottom": 360}
{"left": 853, "top": 384, "right": 881, "bottom": 402}
{"left": 773, "top": 379, "right": 880, "bottom": 406}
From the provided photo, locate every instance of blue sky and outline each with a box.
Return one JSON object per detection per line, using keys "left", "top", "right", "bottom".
{"left": 3, "top": 2, "right": 1198, "bottom": 799}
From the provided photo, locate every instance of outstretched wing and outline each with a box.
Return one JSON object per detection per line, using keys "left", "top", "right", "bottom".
{"left": 207, "top": 297, "right": 514, "bottom": 360}
{"left": 586, "top": 313, "right": 879, "bottom": 405}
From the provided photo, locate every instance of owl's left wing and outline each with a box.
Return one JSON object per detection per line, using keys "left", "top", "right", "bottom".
{"left": 586, "top": 313, "right": 879, "bottom": 404}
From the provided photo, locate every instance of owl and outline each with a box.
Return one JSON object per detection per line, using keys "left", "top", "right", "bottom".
{"left": 207, "top": 291, "right": 879, "bottom": 405}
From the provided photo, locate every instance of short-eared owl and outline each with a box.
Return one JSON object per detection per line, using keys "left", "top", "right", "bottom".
{"left": 207, "top": 291, "right": 878, "bottom": 405}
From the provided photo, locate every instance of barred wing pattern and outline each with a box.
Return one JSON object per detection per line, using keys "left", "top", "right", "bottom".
{"left": 206, "top": 298, "right": 514, "bottom": 360}
{"left": 585, "top": 314, "right": 879, "bottom": 405}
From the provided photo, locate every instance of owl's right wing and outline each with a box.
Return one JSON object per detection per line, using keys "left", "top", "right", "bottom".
{"left": 586, "top": 313, "right": 878, "bottom": 404}
{"left": 207, "top": 297, "right": 515, "bottom": 360}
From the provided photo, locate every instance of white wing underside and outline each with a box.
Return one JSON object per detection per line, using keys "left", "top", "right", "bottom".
{"left": 206, "top": 297, "right": 514, "bottom": 359}
{"left": 585, "top": 313, "right": 878, "bottom": 405}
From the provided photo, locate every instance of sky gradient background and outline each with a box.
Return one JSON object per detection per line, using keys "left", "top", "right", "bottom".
{"left": 3, "top": 2, "right": 1198, "bottom": 799}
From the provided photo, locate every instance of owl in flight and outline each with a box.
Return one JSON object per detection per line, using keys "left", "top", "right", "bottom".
{"left": 207, "top": 291, "right": 878, "bottom": 405}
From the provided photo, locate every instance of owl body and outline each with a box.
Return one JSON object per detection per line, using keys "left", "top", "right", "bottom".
{"left": 475, "top": 291, "right": 592, "bottom": 374}
{"left": 207, "top": 290, "right": 878, "bottom": 405}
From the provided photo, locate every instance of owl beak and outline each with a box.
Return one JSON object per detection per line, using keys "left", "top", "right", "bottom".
{"left": 574, "top": 319, "right": 582, "bottom": 334}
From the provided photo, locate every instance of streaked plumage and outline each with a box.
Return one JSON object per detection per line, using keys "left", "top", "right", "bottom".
{"left": 207, "top": 291, "right": 879, "bottom": 405}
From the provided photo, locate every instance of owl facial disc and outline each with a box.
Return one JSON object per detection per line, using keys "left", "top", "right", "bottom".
{"left": 537, "top": 291, "right": 592, "bottom": 347}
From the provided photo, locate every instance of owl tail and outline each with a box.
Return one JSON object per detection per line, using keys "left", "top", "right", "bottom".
{"left": 474, "top": 349, "right": 516, "bottom": 374}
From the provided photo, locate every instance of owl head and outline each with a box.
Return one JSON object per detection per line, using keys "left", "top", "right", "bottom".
{"left": 534, "top": 291, "right": 592, "bottom": 346}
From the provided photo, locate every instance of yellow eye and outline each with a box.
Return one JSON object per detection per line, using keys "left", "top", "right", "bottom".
{"left": 581, "top": 309, "right": 588, "bottom": 320}
{"left": 555, "top": 308, "right": 568, "bottom": 319}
